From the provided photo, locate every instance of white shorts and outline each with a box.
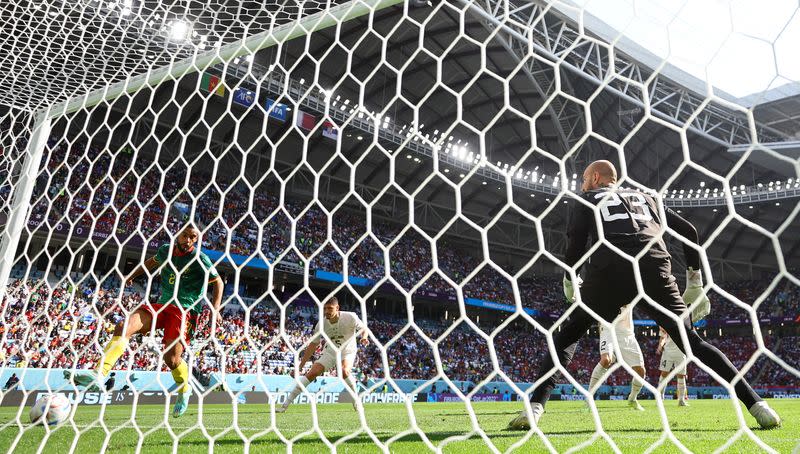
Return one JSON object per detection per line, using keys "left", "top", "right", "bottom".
{"left": 315, "top": 348, "right": 357, "bottom": 372}
{"left": 659, "top": 347, "right": 687, "bottom": 375}
{"left": 599, "top": 328, "right": 644, "bottom": 367}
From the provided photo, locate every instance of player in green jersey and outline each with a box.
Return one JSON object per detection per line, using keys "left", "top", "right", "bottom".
{"left": 65, "top": 224, "right": 224, "bottom": 417}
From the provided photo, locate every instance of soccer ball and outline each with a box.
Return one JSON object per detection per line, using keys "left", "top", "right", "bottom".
{"left": 29, "top": 394, "right": 71, "bottom": 426}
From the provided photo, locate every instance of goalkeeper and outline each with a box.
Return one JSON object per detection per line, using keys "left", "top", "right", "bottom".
{"left": 66, "top": 224, "right": 224, "bottom": 418}
{"left": 509, "top": 160, "right": 780, "bottom": 430}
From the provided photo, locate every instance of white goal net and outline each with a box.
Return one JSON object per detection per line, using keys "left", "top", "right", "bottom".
{"left": 0, "top": 0, "right": 798, "bottom": 452}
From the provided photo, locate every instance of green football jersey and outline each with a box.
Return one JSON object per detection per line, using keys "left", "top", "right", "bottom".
{"left": 154, "top": 244, "right": 219, "bottom": 314}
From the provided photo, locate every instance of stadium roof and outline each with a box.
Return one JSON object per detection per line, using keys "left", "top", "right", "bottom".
{"left": 559, "top": 0, "right": 800, "bottom": 100}
{"left": 750, "top": 88, "right": 800, "bottom": 139}
{"left": 1, "top": 0, "right": 798, "bottom": 274}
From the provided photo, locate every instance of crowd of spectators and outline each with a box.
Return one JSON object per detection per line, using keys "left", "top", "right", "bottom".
{"left": 707, "top": 278, "right": 800, "bottom": 321}
{"left": 25, "top": 138, "right": 537, "bottom": 310}
{"left": 0, "top": 134, "right": 797, "bottom": 391}
{"left": 1, "top": 278, "right": 797, "bottom": 390}
{"left": 24, "top": 137, "right": 797, "bottom": 319}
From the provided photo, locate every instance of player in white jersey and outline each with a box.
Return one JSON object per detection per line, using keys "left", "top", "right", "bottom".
{"left": 657, "top": 326, "right": 689, "bottom": 406}
{"left": 587, "top": 304, "right": 647, "bottom": 411}
{"left": 277, "top": 297, "right": 368, "bottom": 412}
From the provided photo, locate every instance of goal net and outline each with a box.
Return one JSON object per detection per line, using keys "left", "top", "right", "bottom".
{"left": 0, "top": 0, "right": 798, "bottom": 452}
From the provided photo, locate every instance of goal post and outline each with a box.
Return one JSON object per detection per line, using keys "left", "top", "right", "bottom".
{"left": 44, "top": 0, "right": 406, "bottom": 119}
{"left": 0, "top": 0, "right": 404, "bottom": 325}
{"left": 0, "top": 113, "right": 51, "bottom": 301}
{"left": 0, "top": 0, "right": 797, "bottom": 452}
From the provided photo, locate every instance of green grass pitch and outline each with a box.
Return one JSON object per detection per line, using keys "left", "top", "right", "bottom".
{"left": 0, "top": 399, "right": 797, "bottom": 453}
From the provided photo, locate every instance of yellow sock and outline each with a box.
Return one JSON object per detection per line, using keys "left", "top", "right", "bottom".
{"left": 98, "top": 335, "right": 128, "bottom": 376}
{"left": 171, "top": 360, "right": 190, "bottom": 394}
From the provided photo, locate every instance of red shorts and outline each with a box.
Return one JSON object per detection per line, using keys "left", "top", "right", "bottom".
{"left": 141, "top": 303, "right": 197, "bottom": 346}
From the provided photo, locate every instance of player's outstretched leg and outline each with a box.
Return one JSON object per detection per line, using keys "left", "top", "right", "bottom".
{"left": 677, "top": 375, "right": 689, "bottom": 407}
{"left": 279, "top": 363, "right": 325, "bottom": 413}
{"left": 278, "top": 376, "right": 310, "bottom": 413}
{"left": 342, "top": 369, "right": 360, "bottom": 411}
{"left": 66, "top": 309, "right": 150, "bottom": 391}
{"left": 628, "top": 366, "right": 646, "bottom": 411}
{"left": 585, "top": 354, "right": 612, "bottom": 412}
{"left": 164, "top": 341, "right": 191, "bottom": 418}
{"left": 172, "top": 392, "right": 190, "bottom": 418}
{"left": 588, "top": 354, "right": 613, "bottom": 403}
{"left": 63, "top": 369, "right": 102, "bottom": 391}
{"left": 641, "top": 263, "right": 781, "bottom": 429}
{"left": 658, "top": 372, "right": 671, "bottom": 401}
{"left": 508, "top": 402, "right": 544, "bottom": 430}
{"left": 508, "top": 308, "right": 592, "bottom": 430}
{"left": 170, "top": 360, "right": 191, "bottom": 418}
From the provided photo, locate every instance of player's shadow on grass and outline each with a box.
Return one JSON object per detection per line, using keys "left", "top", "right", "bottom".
{"left": 144, "top": 430, "right": 525, "bottom": 449}
{"left": 532, "top": 427, "right": 733, "bottom": 435}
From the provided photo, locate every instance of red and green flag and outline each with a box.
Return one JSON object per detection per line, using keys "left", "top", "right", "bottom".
{"left": 200, "top": 73, "right": 225, "bottom": 96}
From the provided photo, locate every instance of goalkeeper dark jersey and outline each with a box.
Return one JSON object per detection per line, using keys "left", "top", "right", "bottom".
{"left": 153, "top": 244, "right": 219, "bottom": 315}
{"left": 564, "top": 187, "right": 700, "bottom": 273}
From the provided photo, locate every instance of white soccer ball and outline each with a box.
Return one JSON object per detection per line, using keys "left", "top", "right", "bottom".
{"left": 29, "top": 393, "right": 71, "bottom": 426}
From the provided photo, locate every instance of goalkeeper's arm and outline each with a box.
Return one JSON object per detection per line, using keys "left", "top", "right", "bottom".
{"left": 562, "top": 202, "right": 592, "bottom": 302}
{"left": 665, "top": 208, "right": 710, "bottom": 321}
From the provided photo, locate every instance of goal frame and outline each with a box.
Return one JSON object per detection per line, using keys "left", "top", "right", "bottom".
{"left": 0, "top": 0, "right": 404, "bottom": 298}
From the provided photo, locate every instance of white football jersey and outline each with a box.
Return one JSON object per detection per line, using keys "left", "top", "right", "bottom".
{"left": 663, "top": 333, "right": 683, "bottom": 355}
{"left": 312, "top": 311, "right": 364, "bottom": 355}
{"left": 612, "top": 304, "right": 635, "bottom": 336}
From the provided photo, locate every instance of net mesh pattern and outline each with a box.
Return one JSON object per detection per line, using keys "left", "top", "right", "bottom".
{"left": 0, "top": 0, "right": 798, "bottom": 452}
{"left": 0, "top": 0, "right": 346, "bottom": 109}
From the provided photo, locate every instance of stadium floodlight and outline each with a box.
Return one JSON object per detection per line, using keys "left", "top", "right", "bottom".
{"left": 169, "top": 20, "right": 191, "bottom": 41}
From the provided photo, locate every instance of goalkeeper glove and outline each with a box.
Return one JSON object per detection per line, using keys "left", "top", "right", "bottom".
{"left": 683, "top": 267, "right": 710, "bottom": 322}
{"left": 563, "top": 275, "right": 582, "bottom": 302}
